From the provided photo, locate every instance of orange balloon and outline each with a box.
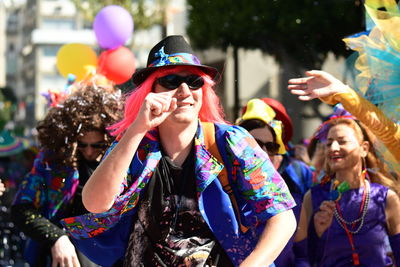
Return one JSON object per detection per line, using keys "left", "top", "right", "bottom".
{"left": 98, "top": 46, "right": 136, "bottom": 84}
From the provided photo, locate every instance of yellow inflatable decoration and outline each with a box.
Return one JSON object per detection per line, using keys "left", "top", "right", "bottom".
{"left": 56, "top": 43, "right": 98, "bottom": 81}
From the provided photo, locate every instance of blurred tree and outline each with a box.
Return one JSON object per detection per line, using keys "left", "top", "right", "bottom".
{"left": 187, "top": 0, "right": 364, "bottom": 131}
{"left": 187, "top": 0, "right": 364, "bottom": 69}
{"left": 71, "top": 0, "right": 166, "bottom": 30}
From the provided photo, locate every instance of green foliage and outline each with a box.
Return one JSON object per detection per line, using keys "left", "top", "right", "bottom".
{"left": 187, "top": 0, "right": 364, "bottom": 69}
{"left": 0, "top": 87, "right": 17, "bottom": 131}
{"left": 71, "top": 0, "right": 165, "bottom": 30}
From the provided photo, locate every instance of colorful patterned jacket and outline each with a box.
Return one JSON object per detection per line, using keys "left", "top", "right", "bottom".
{"left": 61, "top": 122, "right": 296, "bottom": 266}
{"left": 13, "top": 150, "right": 79, "bottom": 220}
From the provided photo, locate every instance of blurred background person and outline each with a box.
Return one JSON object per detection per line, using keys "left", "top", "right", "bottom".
{"left": 10, "top": 77, "right": 123, "bottom": 267}
{"left": 0, "top": 129, "right": 36, "bottom": 267}
{"left": 237, "top": 98, "right": 312, "bottom": 267}
{"left": 0, "top": 179, "right": 4, "bottom": 196}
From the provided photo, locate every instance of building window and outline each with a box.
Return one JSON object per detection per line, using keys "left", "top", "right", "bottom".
{"left": 8, "top": 43, "right": 15, "bottom": 53}
{"left": 41, "top": 18, "right": 75, "bottom": 30}
{"left": 42, "top": 45, "right": 61, "bottom": 57}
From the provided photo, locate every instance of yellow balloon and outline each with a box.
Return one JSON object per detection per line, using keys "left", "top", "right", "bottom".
{"left": 56, "top": 43, "right": 98, "bottom": 81}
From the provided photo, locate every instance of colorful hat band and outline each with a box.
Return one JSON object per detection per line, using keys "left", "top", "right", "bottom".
{"left": 148, "top": 47, "right": 201, "bottom": 68}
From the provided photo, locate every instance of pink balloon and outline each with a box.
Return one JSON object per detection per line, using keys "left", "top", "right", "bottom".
{"left": 98, "top": 46, "right": 136, "bottom": 84}
{"left": 93, "top": 5, "right": 134, "bottom": 49}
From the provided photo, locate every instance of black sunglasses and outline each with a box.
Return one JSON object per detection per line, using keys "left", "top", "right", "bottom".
{"left": 157, "top": 74, "right": 204, "bottom": 90}
{"left": 255, "top": 139, "right": 280, "bottom": 155}
{"left": 77, "top": 141, "right": 107, "bottom": 149}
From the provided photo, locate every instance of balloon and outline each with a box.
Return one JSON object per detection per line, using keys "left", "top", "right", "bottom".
{"left": 56, "top": 43, "right": 97, "bottom": 81}
{"left": 93, "top": 5, "right": 134, "bottom": 50}
{"left": 98, "top": 46, "right": 136, "bottom": 84}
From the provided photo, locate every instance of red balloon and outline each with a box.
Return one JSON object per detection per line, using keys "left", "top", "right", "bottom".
{"left": 98, "top": 46, "right": 136, "bottom": 84}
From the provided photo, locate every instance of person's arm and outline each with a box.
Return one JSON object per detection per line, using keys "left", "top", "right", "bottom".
{"left": 11, "top": 203, "right": 65, "bottom": 247}
{"left": 82, "top": 92, "right": 177, "bottom": 213}
{"left": 288, "top": 70, "right": 400, "bottom": 163}
{"left": 239, "top": 210, "right": 296, "bottom": 267}
{"left": 386, "top": 189, "right": 400, "bottom": 264}
{"left": 12, "top": 156, "right": 81, "bottom": 267}
{"left": 10, "top": 203, "right": 80, "bottom": 267}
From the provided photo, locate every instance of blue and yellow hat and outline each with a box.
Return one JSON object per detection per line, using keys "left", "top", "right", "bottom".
{"left": 239, "top": 99, "right": 286, "bottom": 154}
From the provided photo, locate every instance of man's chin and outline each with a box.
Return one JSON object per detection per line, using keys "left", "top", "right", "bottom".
{"left": 169, "top": 114, "right": 197, "bottom": 124}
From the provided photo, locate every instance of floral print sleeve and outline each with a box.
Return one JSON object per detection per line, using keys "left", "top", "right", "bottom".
{"left": 223, "top": 125, "right": 296, "bottom": 226}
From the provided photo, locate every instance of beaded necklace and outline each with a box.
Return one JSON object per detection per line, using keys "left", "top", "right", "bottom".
{"left": 331, "top": 170, "right": 370, "bottom": 266}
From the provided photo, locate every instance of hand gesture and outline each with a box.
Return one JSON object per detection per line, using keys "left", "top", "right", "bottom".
{"left": 314, "top": 200, "right": 335, "bottom": 237}
{"left": 132, "top": 92, "right": 177, "bottom": 132}
{"left": 288, "top": 70, "right": 348, "bottom": 101}
{"left": 51, "top": 235, "right": 80, "bottom": 267}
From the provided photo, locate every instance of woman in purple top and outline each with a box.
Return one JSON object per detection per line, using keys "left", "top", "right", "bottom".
{"left": 294, "top": 114, "right": 400, "bottom": 266}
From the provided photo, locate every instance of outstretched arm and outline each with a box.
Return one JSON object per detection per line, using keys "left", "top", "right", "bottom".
{"left": 288, "top": 70, "right": 349, "bottom": 101}
{"left": 288, "top": 70, "right": 400, "bottom": 163}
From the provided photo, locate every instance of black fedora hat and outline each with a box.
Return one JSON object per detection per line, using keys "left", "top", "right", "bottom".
{"left": 131, "top": 35, "right": 219, "bottom": 86}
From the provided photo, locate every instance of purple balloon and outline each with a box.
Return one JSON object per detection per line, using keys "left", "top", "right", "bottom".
{"left": 93, "top": 5, "right": 134, "bottom": 50}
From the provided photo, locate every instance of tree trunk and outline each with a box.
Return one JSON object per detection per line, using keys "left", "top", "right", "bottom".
{"left": 233, "top": 46, "right": 240, "bottom": 118}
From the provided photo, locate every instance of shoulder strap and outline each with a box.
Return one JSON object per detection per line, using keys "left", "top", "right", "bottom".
{"left": 201, "top": 122, "right": 248, "bottom": 233}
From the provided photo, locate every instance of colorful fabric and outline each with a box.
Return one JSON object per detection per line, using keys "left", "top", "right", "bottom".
{"left": 0, "top": 130, "right": 25, "bottom": 157}
{"left": 61, "top": 122, "right": 295, "bottom": 266}
{"left": 149, "top": 46, "right": 201, "bottom": 68}
{"left": 13, "top": 151, "right": 79, "bottom": 220}
{"left": 339, "top": 0, "right": 400, "bottom": 175}
{"left": 343, "top": 0, "right": 400, "bottom": 124}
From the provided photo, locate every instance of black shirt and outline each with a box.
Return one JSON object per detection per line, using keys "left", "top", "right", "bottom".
{"left": 123, "top": 147, "right": 233, "bottom": 267}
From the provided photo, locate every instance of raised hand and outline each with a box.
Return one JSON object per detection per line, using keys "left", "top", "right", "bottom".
{"left": 133, "top": 92, "right": 178, "bottom": 132}
{"left": 51, "top": 235, "right": 80, "bottom": 267}
{"left": 314, "top": 200, "right": 336, "bottom": 237}
{"left": 288, "top": 70, "right": 348, "bottom": 101}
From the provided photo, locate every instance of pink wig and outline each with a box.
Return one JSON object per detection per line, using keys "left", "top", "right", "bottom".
{"left": 109, "top": 66, "right": 228, "bottom": 136}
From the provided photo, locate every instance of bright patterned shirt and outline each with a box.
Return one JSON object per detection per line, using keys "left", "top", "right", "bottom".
{"left": 61, "top": 122, "right": 295, "bottom": 266}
